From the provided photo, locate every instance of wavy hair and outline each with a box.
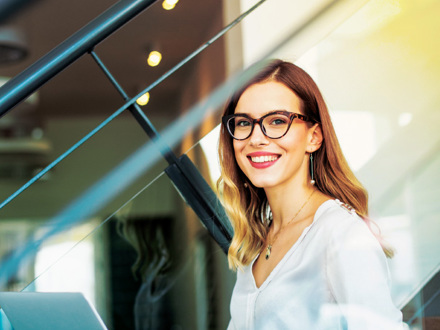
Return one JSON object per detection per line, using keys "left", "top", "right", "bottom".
{"left": 217, "top": 60, "right": 393, "bottom": 270}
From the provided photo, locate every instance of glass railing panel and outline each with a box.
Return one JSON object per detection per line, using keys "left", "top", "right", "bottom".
{"left": 8, "top": 169, "right": 233, "bottom": 330}
{"left": 0, "top": 109, "right": 170, "bottom": 292}
{"left": 375, "top": 150, "right": 440, "bottom": 326}
{"left": 0, "top": 3, "right": 240, "bottom": 329}
{"left": 19, "top": 172, "right": 172, "bottom": 329}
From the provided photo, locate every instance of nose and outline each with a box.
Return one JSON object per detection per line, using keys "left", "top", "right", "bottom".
{"left": 249, "top": 122, "right": 269, "bottom": 146}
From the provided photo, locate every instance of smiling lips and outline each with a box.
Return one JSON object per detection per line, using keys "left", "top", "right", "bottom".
{"left": 247, "top": 153, "right": 280, "bottom": 169}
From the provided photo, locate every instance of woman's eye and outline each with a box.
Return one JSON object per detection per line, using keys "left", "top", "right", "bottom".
{"left": 236, "top": 119, "right": 251, "bottom": 127}
{"left": 270, "top": 117, "right": 288, "bottom": 125}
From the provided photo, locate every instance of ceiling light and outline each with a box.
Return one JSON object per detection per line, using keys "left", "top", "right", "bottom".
{"left": 162, "top": 0, "right": 179, "bottom": 10}
{"left": 136, "top": 92, "right": 150, "bottom": 106}
{"left": 147, "top": 50, "right": 162, "bottom": 67}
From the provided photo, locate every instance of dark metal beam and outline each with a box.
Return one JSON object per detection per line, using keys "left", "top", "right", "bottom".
{"left": 165, "top": 155, "right": 233, "bottom": 253}
{"left": 0, "top": 0, "right": 158, "bottom": 117}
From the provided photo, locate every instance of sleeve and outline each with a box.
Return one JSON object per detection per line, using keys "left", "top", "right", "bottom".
{"left": 326, "top": 217, "right": 404, "bottom": 330}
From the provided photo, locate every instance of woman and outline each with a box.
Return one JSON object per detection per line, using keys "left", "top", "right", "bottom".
{"left": 217, "top": 60, "right": 404, "bottom": 329}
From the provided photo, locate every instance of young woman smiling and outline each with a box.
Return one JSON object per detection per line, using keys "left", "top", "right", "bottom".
{"left": 218, "top": 60, "right": 404, "bottom": 329}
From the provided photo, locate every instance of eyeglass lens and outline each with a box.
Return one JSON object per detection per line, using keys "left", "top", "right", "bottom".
{"left": 228, "top": 113, "right": 291, "bottom": 139}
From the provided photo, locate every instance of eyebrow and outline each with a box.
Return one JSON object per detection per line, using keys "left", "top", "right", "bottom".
{"left": 233, "top": 109, "right": 289, "bottom": 117}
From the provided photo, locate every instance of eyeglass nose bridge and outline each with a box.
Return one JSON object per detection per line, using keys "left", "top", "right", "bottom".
{"left": 248, "top": 117, "right": 269, "bottom": 139}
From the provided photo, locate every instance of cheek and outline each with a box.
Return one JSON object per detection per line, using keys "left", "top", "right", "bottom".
{"left": 279, "top": 137, "right": 300, "bottom": 152}
{"left": 233, "top": 141, "right": 246, "bottom": 168}
{"left": 282, "top": 128, "right": 309, "bottom": 151}
{"left": 232, "top": 140, "right": 241, "bottom": 155}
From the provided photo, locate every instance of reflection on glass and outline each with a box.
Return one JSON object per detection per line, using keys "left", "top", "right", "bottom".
{"left": 114, "top": 205, "right": 184, "bottom": 329}
{"left": 199, "top": 125, "right": 222, "bottom": 186}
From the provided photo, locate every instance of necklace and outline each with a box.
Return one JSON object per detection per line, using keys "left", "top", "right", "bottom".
{"left": 265, "top": 189, "right": 316, "bottom": 260}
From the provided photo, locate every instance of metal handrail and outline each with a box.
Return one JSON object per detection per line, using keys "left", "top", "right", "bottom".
{"left": 0, "top": 0, "right": 157, "bottom": 117}
{"left": 0, "top": 0, "right": 261, "bottom": 253}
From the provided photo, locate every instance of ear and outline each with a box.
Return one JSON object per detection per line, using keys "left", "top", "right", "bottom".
{"left": 307, "top": 123, "right": 323, "bottom": 153}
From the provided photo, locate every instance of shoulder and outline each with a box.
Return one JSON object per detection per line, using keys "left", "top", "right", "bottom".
{"left": 315, "top": 199, "right": 381, "bottom": 252}
{"left": 316, "top": 199, "right": 363, "bottom": 231}
{"left": 318, "top": 202, "right": 390, "bottom": 291}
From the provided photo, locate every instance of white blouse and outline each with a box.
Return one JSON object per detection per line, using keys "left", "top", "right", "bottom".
{"left": 227, "top": 199, "right": 404, "bottom": 330}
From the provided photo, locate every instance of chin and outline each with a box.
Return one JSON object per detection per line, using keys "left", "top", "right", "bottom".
{"left": 249, "top": 178, "right": 279, "bottom": 189}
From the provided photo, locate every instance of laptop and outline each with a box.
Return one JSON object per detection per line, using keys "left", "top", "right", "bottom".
{"left": 0, "top": 292, "right": 107, "bottom": 330}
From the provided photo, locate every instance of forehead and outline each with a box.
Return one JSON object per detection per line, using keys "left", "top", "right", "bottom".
{"left": 234, "top": 81, "right": 302, "bottom": 116}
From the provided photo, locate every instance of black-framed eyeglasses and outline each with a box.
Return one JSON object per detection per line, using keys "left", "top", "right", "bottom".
{"left": 222, "top": 111, "right": 313, "bottom": 140}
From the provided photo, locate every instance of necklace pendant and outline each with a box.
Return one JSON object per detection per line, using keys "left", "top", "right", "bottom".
{"left": 265, "top": 245, "right": 272, "bottom": 260}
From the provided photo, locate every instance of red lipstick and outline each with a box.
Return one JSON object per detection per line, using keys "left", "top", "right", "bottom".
{"left": 247, "top": 152, "right": 280, "bottom": 169}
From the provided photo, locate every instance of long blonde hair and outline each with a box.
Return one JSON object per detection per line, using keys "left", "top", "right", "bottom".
{"left": 217, "top": 60, "right": 393, "bottom": 270}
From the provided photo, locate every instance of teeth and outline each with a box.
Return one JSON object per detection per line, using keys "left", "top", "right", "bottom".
{"left": 250, "top": 155, "right": 278, "bottom": 163}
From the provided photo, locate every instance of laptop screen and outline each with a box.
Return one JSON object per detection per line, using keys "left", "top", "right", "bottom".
{"left": 0, "top": 292, "right": 107, "bottom": 330}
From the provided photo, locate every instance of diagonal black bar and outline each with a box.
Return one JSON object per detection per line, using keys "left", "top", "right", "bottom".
{"left": 89, "top": 50, "right": 178, "bottom": 164}
{"left": 165, "top": 155, "right": 233, "bottom": 253}
{"left": 0, "top": 0, "right": 158, "bottom": 117}
{"left": 89, "top": 50, "right": 233, "bottom": 251}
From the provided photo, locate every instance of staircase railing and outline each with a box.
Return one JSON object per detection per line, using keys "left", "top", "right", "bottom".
{"left": 0, "top": 0, "right": 345, "bottom": 257}
{"left": 0, "top": 0, "right": 355, "bottom": 291}
{"left": 0, "top": 0, "right": 273, "bottom": 255}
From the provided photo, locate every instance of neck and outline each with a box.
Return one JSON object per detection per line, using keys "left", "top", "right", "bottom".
{"left": 265, "top": 179, "right": 316, "bottom": 232}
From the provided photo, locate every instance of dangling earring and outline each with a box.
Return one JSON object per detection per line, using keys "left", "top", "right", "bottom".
{"left": 244, "top": 182, "right": 248, "bottom": 188}
{"left": 310, "top": 153, "right": 316, "bottom": 185}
